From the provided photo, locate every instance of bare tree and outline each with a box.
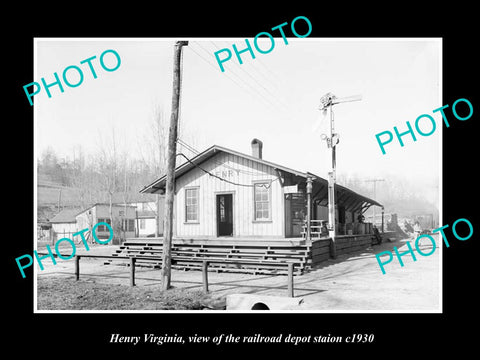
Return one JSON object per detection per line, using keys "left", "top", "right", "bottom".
{"left": 136, "top": 105, "right": 170, "bottom": 237}
{"left": 137, "top": 105, "right": 168, "bottom": 178}
{"left": 94, "top": 126, "right": 122, "bottom": 242}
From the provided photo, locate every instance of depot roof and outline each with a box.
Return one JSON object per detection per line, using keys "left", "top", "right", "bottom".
{"left": 140, "top": 144, "right": 382, "bottom": 213}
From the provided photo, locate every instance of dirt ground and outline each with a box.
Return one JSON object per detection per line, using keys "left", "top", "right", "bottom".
{"left": 36, "top": 234, "right": 441, "bottom": 312}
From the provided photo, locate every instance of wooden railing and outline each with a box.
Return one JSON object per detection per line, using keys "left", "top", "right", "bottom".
{"left": 73, "top": 254, "right": 297, "bottom": 297}
{"left": 301, "top": 220, "right": 327, "bottom": 239}
{"left": 302, "top": 220, "right": 374, "bottom": 239}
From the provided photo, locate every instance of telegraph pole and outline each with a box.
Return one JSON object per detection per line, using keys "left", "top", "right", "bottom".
{"left": 319, "top": 93, "right": 362, "bottom": 258}
{"left": 162, "top": 40, "right": 188, "bottom": 290}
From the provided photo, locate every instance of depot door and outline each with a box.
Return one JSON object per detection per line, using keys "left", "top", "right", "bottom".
{"left": 285, "top": 192, "right": 307, "bottom": 237}
{"left": 217, "top": 194, "right": 233, "bottom": 236}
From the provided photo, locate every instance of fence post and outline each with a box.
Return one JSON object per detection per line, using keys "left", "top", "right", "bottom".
{"left": 130, "top": 257, "right": 136, "bottom": 287}
{"left": 202, "top": 261, "right": 209, "bottom": 293}
{"left": 75, "top": 255, "right": 80, "bottom": 281}
{"left": 288, "top": 263, "right": 294, "bottom": 298}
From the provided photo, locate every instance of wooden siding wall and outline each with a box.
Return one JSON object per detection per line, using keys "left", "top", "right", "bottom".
{"left": 335, "top": 235, "right": 374, "bottom": 256}
{"left": 174, "top": 152, "right": 284, "bottom": 238}
{"left": 76, "top": 211, "right": 92, "bottom": 230}
{"left": 310, "top": 234, "right": 375, "bottom": 266}
{"left": 310, "top": 238, "right": 331, "bottom": 265}
{"left": 95, "top": 205, "right": 136, "bottom": 219}
{"left": 52, "top": 222, "right": 78, "bottom": 234}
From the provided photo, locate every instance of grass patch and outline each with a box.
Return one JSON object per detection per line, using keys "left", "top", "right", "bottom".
{"left": 37, "top": 277, "right": 219, "bottom": 310}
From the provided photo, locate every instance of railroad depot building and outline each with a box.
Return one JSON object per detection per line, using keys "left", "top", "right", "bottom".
{"left": 140, "top": 139, "right": 382, "bottom": 244}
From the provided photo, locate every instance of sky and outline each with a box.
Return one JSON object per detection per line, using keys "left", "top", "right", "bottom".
{"left": 35, "top": 38, "right": 441, "bottom": 205}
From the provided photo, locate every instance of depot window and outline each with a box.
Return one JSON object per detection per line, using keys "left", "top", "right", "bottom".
{"left": 254, "top": 182, "right": 271, "bottom": 221}
{"left": 185, "top": 187, "right": 199, "bottom": 223}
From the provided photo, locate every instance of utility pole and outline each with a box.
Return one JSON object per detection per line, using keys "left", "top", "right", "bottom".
{"left": 364, "top": 178, "right": 384, "bottom": 226}
{"left": 57, "top": 188, "right": 62, "bottom": 212}
{"left": 319, "top": 93, "right": 362, "bottom": 258}
{"left": 162, "top": 40, "right": 188, "bottom": 291}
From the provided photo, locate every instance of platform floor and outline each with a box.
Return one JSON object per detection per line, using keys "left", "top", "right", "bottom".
{"left": 126, "top": 237, "right": 306, "bottom": 247}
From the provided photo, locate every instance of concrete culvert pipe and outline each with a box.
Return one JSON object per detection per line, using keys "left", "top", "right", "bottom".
{"left": 227, "top": 294, "right": 304, "bottom": 310}
{"left": 251, "top": 302, "right": 270, "bottom": 310}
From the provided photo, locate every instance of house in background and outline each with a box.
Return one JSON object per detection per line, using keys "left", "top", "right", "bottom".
{"left": 134, "top": 200, "right": 163, "bottom": 237}
{"left": 121, "top": 197, "right": 165, "bottom": 237}
{"left": 136, "top": 209, "right": 157, "bottom": 236}
{"left": 48, "top": 207, "right": 81, "bottom": 240}
{"left": 76, "top": 203, "right": 136, "bottom": 243}
{"left": 42, "top": 198, "right": 165, "bottom": 244}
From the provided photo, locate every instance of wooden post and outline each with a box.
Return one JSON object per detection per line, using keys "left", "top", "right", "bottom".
{"left": 155, "top": 194, "right": 160, "bottom": 237}
{"left": 57, "top": 188, "right": 62, "bottom": 213}
{"left": 327, "top": 104, "right": 337, "bottom": 259}
{"left": 288, "top": 263, "right": 294, "bottom": 297}
{"left": 381, "top": 206, "right": 385, "bottom": 233}
{"left": 202, "top": 261, "right": 209, "bottom": 293}
{"left": 130, "top": 257, "right": 136, "bottom": 287}
{"left": 135, "top": 209, "right": 139, "bottom": 238}
{"left": 328, "top": 172, "right": 337, "bottom": 258}
{"left": 162, "top": 40, "right": 188, "bottom": 291}
{"left": 306, "top": 176, "right": 312, "bottom": 241}
{"left": 75, "top": 255, "right": 80, "bottom": 281}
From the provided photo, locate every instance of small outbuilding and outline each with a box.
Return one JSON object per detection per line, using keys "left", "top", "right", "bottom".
{"left": 49, "top": 207, "right": 81, "bottom": 240}
{"left": 76, "top": 203, "right": 137, "bottom": 243}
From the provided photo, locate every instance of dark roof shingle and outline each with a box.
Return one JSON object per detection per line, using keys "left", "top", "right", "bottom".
{"left": 49, "top": 208, "right": 81, "bottom": 223}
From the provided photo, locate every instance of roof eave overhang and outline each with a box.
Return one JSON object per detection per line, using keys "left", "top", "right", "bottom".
{"left": 139, "top": 145, "right": 382, "bottom": 208}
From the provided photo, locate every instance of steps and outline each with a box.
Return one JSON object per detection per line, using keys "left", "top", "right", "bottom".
{"left": 105, "top": 241, "right": 312, "bottom": 275}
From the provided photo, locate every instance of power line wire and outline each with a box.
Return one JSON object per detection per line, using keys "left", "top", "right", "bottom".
{"left": 187, "top": 44, "right": 222, "bottom": 72}
{"left": 214, "top": 41, "right": 296, "bottom": 110}
{"left": 188, "top": 43, "right": 276, "bottom": 111}
{"left": 176, "top": 138, "right": 262, "bottom": 176}
{"left": 207, "top": 41, "right": 291, "bottom": 114}
{"left": 252, "top": 53, "right": 284, "bottom": 89}
{"left": 222, "top": 41, "right": 283, "bottom": 91}
{"left": 176, "top": 138, "right": 199, "bottom": 154}
{"left": 214, "top": 40, "right": 284, "bottom": 93}
{"left": 191, "top": 41, "right": 287, "bottom": 114}
{"left": 176, "top": 152, "right": 278, "bottom": 189}
{"left": 212, "top": 41, "right": 281, "bottom": 90}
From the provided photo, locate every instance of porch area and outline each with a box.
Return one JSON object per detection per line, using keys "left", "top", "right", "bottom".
{"left": 301, "top": 219, "right": 376, "bottom": 239}
{"left": 282, "top": 173, "right": 383, "bottom": 241}
{"left": 106, "top": 230, "right": 389, "bottom": 275}
{"left": 107, "top": 237, "right": 310, "bottom": 275}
